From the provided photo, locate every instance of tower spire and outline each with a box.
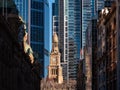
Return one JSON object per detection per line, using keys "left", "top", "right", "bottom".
{"left": 48, "top": 32, "right": 63, "bottom": 84}
{"left": 52, "top": 32, "right": 59, "bottom": 53}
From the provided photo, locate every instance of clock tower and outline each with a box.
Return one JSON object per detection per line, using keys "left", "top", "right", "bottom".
{"left": 48, "top": 32, "right": 63, "bottom": 84}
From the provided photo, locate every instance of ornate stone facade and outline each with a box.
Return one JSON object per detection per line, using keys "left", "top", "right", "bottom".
{"left": 97, "top": 2, "right": 117, "bottom": 90}
{"left": 48, "top": 32, "right": 63, "bottom": 84}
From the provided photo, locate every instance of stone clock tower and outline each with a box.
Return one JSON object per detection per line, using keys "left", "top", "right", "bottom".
{"left": 48, "top": 32, "right": 63, "bottom": 84}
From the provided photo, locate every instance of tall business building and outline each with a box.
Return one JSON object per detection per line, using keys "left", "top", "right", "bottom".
{"left": 52, "top": 0, "right": 58, "bottom": 34}
{"left": 14, "top": 0, "right": 52, "bottom": 78}
{"left": 82, "top": 0, "right": 112, "bottom": 48}
{"left": 52, "top": 1, "right": 68, "bottom": 81}
{"left": 68, "top": 0, "right": 81, "bottom": 80}
{"left": 31, "top": 0, "right": 51, "bottom": 78}
{"left": 52, "top": 0, "right": 81, "bottom": 81}
{"left": 81, "top": 0, "right": 107, "bottom": 56}
{"left": 82, "top": 0, "right": 96, "bottom": 48}
{"left": 59, "top": 0, "right": 69, "bottom": 81}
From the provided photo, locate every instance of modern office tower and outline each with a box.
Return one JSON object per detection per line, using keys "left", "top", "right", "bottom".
{"left": 82, "top": 0, "right": 112, "bottom": 48}
{"left": 51, "top": 0, "right": 67, "bottom": 81}
{"left": 52, "top": 0, "right": 81, "bottom": 81}
{"left": 82, "top": 0, "right": 110, "bottom": 47}
{"left": 82, "top": 0, "right": 94, "bottom": 48}
{"left": 52, "top": 0, "right": 59, "bottom": 34}
{"left": 82, "top": 0, "right": 91, "bottom": 48}
{"left": 31, "top": 0, "right": 51, "bottom": 78}
{"left": 74, "top": 0, "right": 82, "bottom": 60}
{"left": 15, "top": 0, "right": 51, "bottom": 78}
{"left": 52, "top": 0, "right": 68, "bottom": 81}
{"left": 14, "top": 0, "right": 52, "bottom": 77}
{"left": 58, "top": 0, "right": 69, "bottom": 81}
{"left": 67, "top": 0, "right": 81, "bottom": 80}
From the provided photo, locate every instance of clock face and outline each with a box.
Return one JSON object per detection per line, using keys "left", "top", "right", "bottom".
{"left": 53, "top": 58, "right": 56, "bottom": 62}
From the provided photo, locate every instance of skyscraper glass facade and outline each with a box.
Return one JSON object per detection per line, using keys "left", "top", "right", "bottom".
{"left": 52, "top": 0, "right": 59, "bottom": 34}
{"left": 15, "top": 0, "right": 51, "bottom": 78}
{"left": 82, "top": 0, "right": 113, "bottom": 47}
{"left": 82, "top": 0, "right": 98, "bottom": 48}
{"left": 53, "top": 0, "right": 81, "bottom": 80}
{"left": 53, "top": 0, "right": 69, "bottom": 81}
{"left": 31, "top": 0, "right": 44, "bottom": 64}
{"left": 31, "top": 0, "right": 51, "bottom": 78}
{"left": 82, "top": 0, "right": 112, "bottom": 49}
{"left": 68, "top": 0, "right": 81, "bottom": 80}
{"left": 74, "top": 0, "right": 81, "bottom": 60}
{"left": 68, "top": 0, "right": 76, "bottom": 80}
{"left": 44, "top": 0, "right": 52, "bottom": 78}
{"left": 82, "top": 0, "right": 92, "bottom": 48}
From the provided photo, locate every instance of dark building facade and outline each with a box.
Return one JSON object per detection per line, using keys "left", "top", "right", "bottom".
{"left": 91, "top": 19, "right": 98, "bottom": 90}
{"left": 97, "top": 8, "right": 108, "bottom": 90}
{"left": 0, "top": 0, "right": 41, "bottom": 90}
{"left": 84, "top": 18, "right": 97, "bottom": 90}
{"left": 97, "top": 2, "right": 117, "bottom": 90}
{"left": 76, "top": 60, "right": 85, "bottom": 90}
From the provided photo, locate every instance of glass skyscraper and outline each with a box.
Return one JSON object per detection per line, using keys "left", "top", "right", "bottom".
{"left": 82, "top": 0, "right": 112, "bottom": 49}
{"left": 68, "top": 0, "right": 81, "bottom": 80}
{"left": 31, "top": 0, "right": 51, "bottom": 78}
{"left": 82, "top": 0, "right": 92, "bottom": 48}
{"left": 52, "top": 0, "right": 59, "bottom": 34}
{"left": 14, "top": 0, "right": 52, "bottom": 78}
{"left": 53, "top": 0, "right": 81, "bottom": 81}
